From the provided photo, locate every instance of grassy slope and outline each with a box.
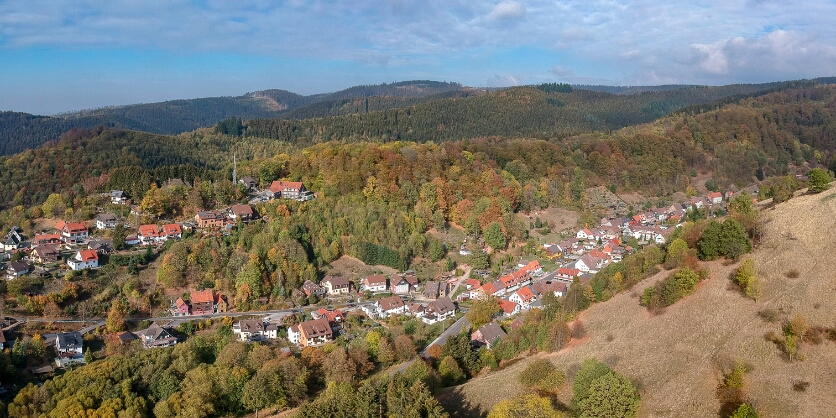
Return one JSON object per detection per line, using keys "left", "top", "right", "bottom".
{"left": 442, "top": 186, "right": 836, "bottom": 417}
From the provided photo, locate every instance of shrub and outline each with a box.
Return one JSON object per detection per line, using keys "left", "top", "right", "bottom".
{"left": 784, "top": 269, "right": 800, "bottom": 278}
{"left": 518, "top": 359, "right": 565, "bottom": 393}
{"left": 757, "top": 309, "right": 779, "bottom": 323}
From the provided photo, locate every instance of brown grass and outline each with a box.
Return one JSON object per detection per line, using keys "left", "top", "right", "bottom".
{"left": 441, "top": 186, "right": 836, "bottom": 417}
{"left": 324, "top": 255, "right": 398, "bottom": 281}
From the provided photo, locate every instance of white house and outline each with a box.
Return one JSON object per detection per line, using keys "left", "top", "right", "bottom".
{"left": 375, "top": 295, "right": 406, "bottom": 318}
{"left": 54, "top": 332, "right": 85, "bottom": 368}
{"left": 95, "top": 213, "right": 118, "bottom": 230}
{"left": 422, "top": 297, "right": 457, "bottom": 324}
{"left": 67, "top": 249, "right": 99, "bottom": 271}
{"left": 360, "top": 274, "right": 388, "bottom": 293}
{"left": 508, "top": 286, "right": 537, "bottom": 309}
{"left": 110, "top": 190, "right": 128, "bottom": 205}
{"left": 233, "top": 319, "right": 279, "bottom": 342}
{"left": 390, "top": 275, "right": 412, "bottom": 294}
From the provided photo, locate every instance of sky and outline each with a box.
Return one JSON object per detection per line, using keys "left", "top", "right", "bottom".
{"left": 1, "top": 0, "right": 835, "bottom": 115}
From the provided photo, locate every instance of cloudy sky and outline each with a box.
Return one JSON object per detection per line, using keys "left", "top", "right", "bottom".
{"left": 1, "top": 0, "right": 835, "bottom": 114}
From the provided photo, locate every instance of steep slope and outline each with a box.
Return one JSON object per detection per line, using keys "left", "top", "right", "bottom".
{"left": 443, "top": 187, "right": 836, "bottom": 417}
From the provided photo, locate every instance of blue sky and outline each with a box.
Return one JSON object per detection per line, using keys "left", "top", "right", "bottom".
{"left": 1, "top": 0, "right": 835, "bottom": 115}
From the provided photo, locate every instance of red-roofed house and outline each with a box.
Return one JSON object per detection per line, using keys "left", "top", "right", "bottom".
{"left": 360, "top": 275, "right": 388, "bottom": 293}
{"left": 375, "top": 295, "right": 406, "bottom": 318}
{"left": 138, "top": 224, "right": 163, "bottom": 245}
{"left": 57, "top": 220, "right": 89, "bottom": 243}
{"left": 390, "top": 275, "right": 413, "bottom": 294}
{"left": 707, "top": 192, "right": 723, "bottom": 205}
{"left": 162, "top": 224, "right": 182, "bottom": 239}
{"left": 190, "top": 289, "right": 215, "bottom": 315}
{"left": 499, "top": 299, "right": 520, "bottom": 317}
{"left": 270, "top": 181, "right": 306, "bottom": 200}
{"left": 465, "top": 278, "right": 481, "bottom": 290}
{"left": 532, "top": 279, "right": 568, "bottom": 298}
{"left": 172, "top": 298, "right": 190, "bottom": 316}
{"left": 509, "top": 286, "right": 536, "bottom": 309}
{"left": 195, "top": 211, "right": 227, "bottom": 229}
{"left": 576, "top": 228, "right": 594, "bottom": 240}
{"left": 313, "top": 308, "right": 345, "bottom": 330}
{"left": 67, "top": 249, "right": 98, "bottom": 270}
{"left": 229, "top": 204, "right": 255, "bottom": 221}
{"left": 33, "top": 233, "right": 62, "bottom": 247}
{"left": 556, "top": 267, "right": 581, "bottom": 281}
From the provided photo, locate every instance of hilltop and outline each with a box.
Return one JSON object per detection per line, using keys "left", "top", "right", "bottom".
{"left": 442, "top": 186, "right": 836, "bottom": 417}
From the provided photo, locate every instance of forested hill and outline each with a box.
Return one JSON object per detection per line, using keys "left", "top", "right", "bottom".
{"left": 242, "top": 80, "right": 817, "bottom": 145}
{"left": 0, "top": 81, "right": 466, "bottom": 156}
{"left": 4, "top": 84, "right": 836, "bottom": 211}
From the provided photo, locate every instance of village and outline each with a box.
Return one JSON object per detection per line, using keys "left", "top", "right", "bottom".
{"left": 0, "top": 186, "right": 737, "bottom": 376}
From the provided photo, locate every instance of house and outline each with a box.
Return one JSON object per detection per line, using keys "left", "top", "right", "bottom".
{"left": 95, "top": 213, "right": 118, "bottom": 230}
{"left": 239, "top": 176, "right": 258, "bottom": 190}
{"left": 7, "top": 261, "right": 32, "bottom": 280}
{"left": 509, "top": 286, "right": 536, "bottom": 309}
{"left": 321, "top": 276, "right": 352, "bottom": 295}
{"left": 162, "top": 224, "right": 182, "bottom": 240}
{"left": 575, "top": 255, "right": 605, "bottom": 274}
{"left": 88, "top": 240, "right": 114, "bottom": 254}
{"left": 31, "top": 245, "right": 59, "bottom": 264}
{"left": 4, "top": 227, "right": 25, "bottom": 251}
{"left": 136, "top": 323, "right": 178, "bottom": 348}
{"left": 191, "top": 289, "right": 215, "bottom": 314}
{"left": 54, "top": 332, "right": 85, "bottom": 367}
{"left": 67, "top": 249, "right": 99, "bottom": 270}
{"left": 0, "top": 331, "right": 6, "bottom": 349}
{"left": 229, "top": 204, "right": 254, "bottom": 222}
{"left": 499, "top": 299, "right": 520, "bottom": 317}
{"left": 233, "top": 320, "right": 279, "bottom": 341}
{"left": 172, "top": 297, "right": 190, "bottom": 316}
{"left": 117, "top": 331, "right": 137, "bottom": 345}
{"left": 707, "top": 192, "right": 723, "bottom": 205}
{"left": 498, "top": 260, "right": 541, "bottom": 293}
{"left": 532, "top": 279, "right": 568, "bottom": 298}
{"left": 288, "top": 318, "right": 333, "bottom": 347}
{"left": 301, "top": 280, "right": 326, "bottom": 298}
{"left": 470, "top": 281, "right": 502, "bottom": 300}
{"left": 465, "top": 278, "right": 481, "bottom": 291}
{"left": 556, "top": 267, "right": 581, "bottom": 282}
{"left": 471, "top": 322, "right": 507, "bottom": 349}
{"left": 215, "top": 293, "right": 229, "bottom": 313}
{"left": 313, "top": 308, "right": 345, "bottom": 330}
{"left": 110, "top": 190, "right": 128, "bottom": 205}
{"left": 422, "top": 281, "right": 448, "bottom": 299}
{"left": 269, "top": 180, "right": 306, "bottom": 200}
{"left": 390, "top": 275, "right": 413, "bottom": 294}
{"left": 56, "top": 220, "right": 89, "bottom": 243}
{"left": 33, "top": 233, "right": 62, "bottom": 247}
{"left": 195, "top": 211, "right": 227, "bottom": 228}
{"left": 376, "top": 295, "right": 406, "bottom": 317}
{"left": 361, "top": 274, "right": 388, "bottom": 293}
{"left": 405, "top": 302, "right": 426, "bottom": 318}
{"left": 137, "top": 225, "right": 163, "bottom": 245}
{"left": 576, "top": 228, "right": 595, "bottom": 240}
{"left": 422, "top": 297, "right": 457, "bottom": 324}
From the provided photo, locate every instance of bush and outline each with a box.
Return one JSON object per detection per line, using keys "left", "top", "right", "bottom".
{"left": 572, "top": 359, "right": 640, "bottom": 418}
{"left": 784, "top": 269, "right": 800, "bottom": 278}
{"left": 518, "top": 359, "right": 565, "bottom": 393}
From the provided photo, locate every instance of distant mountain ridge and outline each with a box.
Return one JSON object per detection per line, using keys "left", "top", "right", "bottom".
{"left": 1, "top": 78, "right": 834, "bottom": 157}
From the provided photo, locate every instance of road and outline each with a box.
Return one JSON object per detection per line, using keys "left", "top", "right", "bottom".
{"left": 12, "top": 302, "right": 377, "bottom": 334}
{"left": 445, "top": 265, "right": 472, "bottom": 299}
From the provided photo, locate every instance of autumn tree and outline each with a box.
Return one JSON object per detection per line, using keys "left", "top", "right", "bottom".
{"left": 466, "top": 297, "right": 501, "bottom": 329}
{"left": 488, "top": 394, "right": 566, "bottom": 418}
{"left": 808, "top": 167, "right": 830, "bottom": 193}
{"left": 734, "top": 259, "right": 759, "bottom": 300}
{"left": 484, "top": 222, "right": 507, "bottom": 250}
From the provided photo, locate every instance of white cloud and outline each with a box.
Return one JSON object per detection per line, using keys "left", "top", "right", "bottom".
{"left": 550, "top": 66, "right": 575, "bottom": 78}
{"left": 486, "top": 1, "right": 526, "bottom": 21}
{"left": 487, "top": 74, "right": 522, "bottom": 87}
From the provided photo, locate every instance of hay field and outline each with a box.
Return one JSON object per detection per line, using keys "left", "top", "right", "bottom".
{"left": 442, "top": 186, "right": 836, "bottom": 417}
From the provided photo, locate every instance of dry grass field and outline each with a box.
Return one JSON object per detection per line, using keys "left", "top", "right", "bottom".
{"left": 441, "top": 186, "right": 836, "bottom": 417}
{"left": 324, "top": 255, "right": 398, "bottom": 281}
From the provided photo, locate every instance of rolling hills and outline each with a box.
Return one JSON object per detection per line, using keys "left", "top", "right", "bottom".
{"left": 441, "top": 186, "right": 836, "bottom": 417}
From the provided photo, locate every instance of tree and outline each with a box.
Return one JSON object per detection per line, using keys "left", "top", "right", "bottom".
{"left": 428, "top": 239, "right": 445, "bottom": 262}
{"left": 571, "top": 359, "right": 613, "bottom": 409}
{"left": 720, "top": 218, "right": 751, "bottom": 259}
{"left": 808, "top": 167, "right": 830, "bottom": 193}
{"left": 466, "top": 297, "right": 501, "bottom": 329}
{"left": 697, "top": 221, "right": 723, "bottom": 260}
{"left": 84, "top": 347, "right": 93, "bottom": 363}
{"left": 735, "top": 259, "right": 759, "bottom": 300}
{"left": 469, "top": 251, "right": 489, "bottom": 270}
{"left": 28, "top": 334, "right": 46, "bottom": 359}
{"left": 437, "top": 355, "right": 465, "bottom": 386}
{"left": 112, "top": 224, "right": 127, "bottom": 250}
{"left": 488, "top": 394, "right": 566, "bottom": 418}
{"left": 484, "top": 222, "right": 507, "bottom": 250}
{"left": 322, "top": 348, "right": 356, "bottom": 383}
{"left": 664, "top": 238, "right": 689, "bottom": 269}
{"left": 394, "top": 335, "right": 417, "bottom": 361}
{"left": 518, "top": 359, "right": 565, "bottom": 393}
{"left": 41, "top": 193, "right": 65, "bottom": 218}
{"left": 106, "top": 298, "right": 127, "bottom": 332}
{"left": 575, "top": 371, "right": 641, "bottom": 418}
{"left": 730, "top": 403, "right": 760, "bottom": 418}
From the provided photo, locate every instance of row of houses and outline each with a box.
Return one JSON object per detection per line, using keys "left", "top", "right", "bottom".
{"left": 170, "top": 289, "right": 230, "bottom": 316}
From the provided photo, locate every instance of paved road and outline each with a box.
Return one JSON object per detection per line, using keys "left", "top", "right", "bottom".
{"left": 446, "top": 265, "right": 472, "bottom": 299}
